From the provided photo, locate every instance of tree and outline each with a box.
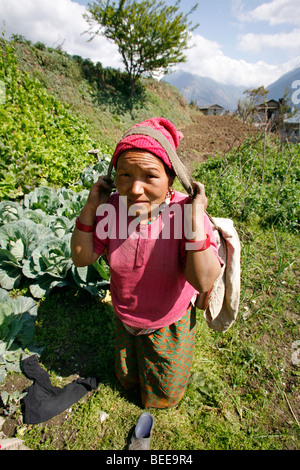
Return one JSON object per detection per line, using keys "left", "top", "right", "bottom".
{"left": 83, "top": 0, "right": 198, "bottom": 98}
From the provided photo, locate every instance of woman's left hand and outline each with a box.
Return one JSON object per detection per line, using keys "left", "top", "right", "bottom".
{"left": 191, "top": 181, "right": 208, "bottom": 211}
{"left": 185, "top": 181, "right": 207, "bottom": 241}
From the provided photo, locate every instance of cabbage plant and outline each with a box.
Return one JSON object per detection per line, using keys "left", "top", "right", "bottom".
{"left": 72, "top": 257, "right": 110, "bottom": 296}
{"left": 0, "top": 172, "right": 111, "bottom": 299}
{"left": 0, "top": 219, "right": 53, "bottom": 290}
{"left": 0, "top": 288, "right": 40, "bottom": 382}
{"left": 22, "top": 233, "right": 73, "bottom": 298}
{"left": 0, "top": 166, "right": 112, "bottom": 377}
{"left": 0, "top": 200, "right": 23, "bottom": 225}
{"left": 23, "top": 186, "right": 61, "bottom": 214}
{"left": 75, "top": 159, "right": 112, "bottom": 189}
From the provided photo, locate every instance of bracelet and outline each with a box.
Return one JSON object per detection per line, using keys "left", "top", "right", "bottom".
{"left": 76, "top": 217, "right": 96, "bottom": 233}
{"left": 185, "top": 234, "right": 210, "bottom": 251}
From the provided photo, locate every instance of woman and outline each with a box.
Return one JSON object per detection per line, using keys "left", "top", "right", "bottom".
{"left": 71, "top": 117, "right": 221, "bottom": 409}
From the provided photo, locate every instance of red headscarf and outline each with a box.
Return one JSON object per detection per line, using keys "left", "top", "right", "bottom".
{"left": 112, "top": 117, "right": 183, "bottom": 170}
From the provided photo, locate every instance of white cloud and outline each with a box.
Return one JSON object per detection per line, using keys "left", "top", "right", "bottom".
{"left": 238, "top": 28, "right": 300, "bottom": 53}
{"left": 246, "top": 0, "right": 300, "bottom": 26}
{"left": 232, "top": 0, "right": 300, "bottom": 26}
{"left": 179, "top": 34, "right": 294, "bottom": 88}
{"left": 231, "top": 0, "right": 300, "bottom": 81}
{"left": 0, "top": 0, "right": 123, "bottom": 68}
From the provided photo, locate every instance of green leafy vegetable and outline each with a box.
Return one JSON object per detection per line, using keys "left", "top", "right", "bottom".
{"left": 0, "top": 288, "right": 40, "bottom": 382}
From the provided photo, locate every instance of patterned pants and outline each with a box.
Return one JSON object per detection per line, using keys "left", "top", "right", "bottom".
{"left": 114, "top": 306, "right": 196, "bottom": 408}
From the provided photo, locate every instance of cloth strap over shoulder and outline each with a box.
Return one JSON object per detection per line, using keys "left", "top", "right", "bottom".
{"left": 107, "top": 126, "right": 195, "bottom": 197}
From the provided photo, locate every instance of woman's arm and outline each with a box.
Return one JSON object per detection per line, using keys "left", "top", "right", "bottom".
{"left": 184, "top": 182, "right": 221, "bottom": 293}
{"left": 71, "top": 176, "right": 114, "bottom": 267}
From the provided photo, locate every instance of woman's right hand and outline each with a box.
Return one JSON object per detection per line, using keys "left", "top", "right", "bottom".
{"left": 86, "top": 176, "right": 115, "bottom": 212}
{"left": 71, "top": 176, "right": 115, "bottom": 267}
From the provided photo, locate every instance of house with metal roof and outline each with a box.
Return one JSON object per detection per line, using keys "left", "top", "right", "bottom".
{"left": 199, "top": 104, "right": 225, "bottom": 116}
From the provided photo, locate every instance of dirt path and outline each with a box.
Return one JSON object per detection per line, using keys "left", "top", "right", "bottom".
{"left": 177, "top": 114, "right": 260, "bottom": 171}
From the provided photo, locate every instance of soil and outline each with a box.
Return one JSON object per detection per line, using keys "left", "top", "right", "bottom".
{"left": 177, "top": 114, "right": 261, "bottom": 171}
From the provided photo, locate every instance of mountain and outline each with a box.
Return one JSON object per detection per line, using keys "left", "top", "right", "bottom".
{"left": 162, "top": 70, "right": 246, "bottom": 111}
{"left": 266, "top": 66, "right": 300, "bottom": 109}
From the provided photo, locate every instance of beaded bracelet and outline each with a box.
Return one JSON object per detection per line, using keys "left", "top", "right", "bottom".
{"left": 75, "top": 217, "right": 96, "bottom": 233}
{"left": 185, "top": 234, "right": 211, "bottom": 251}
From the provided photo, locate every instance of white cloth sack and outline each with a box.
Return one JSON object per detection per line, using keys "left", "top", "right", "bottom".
{"left": 196, "top": 216, "right": 241, "bottom": 332}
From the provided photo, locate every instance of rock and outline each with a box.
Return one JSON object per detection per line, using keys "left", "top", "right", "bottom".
{"left": 0, "top": 437, "right": 31, "bottom": 450}
{"left": 99, "top": 411, "right": 109, "bottom": 423}
{"left": 291, "top": 340, "right": 300, "bottom": 366}
{"left": 0, "top": 417, "right": 5, "bottom": 431}
{"left": 291, "top": 349, "right": 300, "bottom": 366}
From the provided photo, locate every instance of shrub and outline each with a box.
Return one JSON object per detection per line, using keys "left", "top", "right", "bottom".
{"left": 193, "top": 138, "right": 300, "bottom": 233}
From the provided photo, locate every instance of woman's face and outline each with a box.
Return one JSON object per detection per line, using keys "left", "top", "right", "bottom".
{"left": 115, "top": 150, "right": 173, "bottom": 217}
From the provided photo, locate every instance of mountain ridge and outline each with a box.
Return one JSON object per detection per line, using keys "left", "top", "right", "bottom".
{"left": 162, "top": 70, "right": 245, "bottom": 111}
{"left": 162, "top": 66, "right": 300, "bottom": 111}
{"left": 267, "top": 66, "right": 300, "bottom": 109}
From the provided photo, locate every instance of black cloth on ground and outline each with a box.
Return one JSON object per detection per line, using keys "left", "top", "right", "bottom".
{"left": 22, "top": 355, "right": 97, "bottom": 424}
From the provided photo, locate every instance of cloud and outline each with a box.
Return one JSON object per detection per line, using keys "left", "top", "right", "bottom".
{"left": 179, "top": 34, "right": 292, "bottom": 88}
{"left": 245, "top": 0, "right": 300, "bottom": 26}
{"left": 232, "top": 0, "right": 300, "bottom": 76}
{"left": 238, "top": 28, "right": 300, "bottom": 53}
{"left": 232, "top": 0, "right": 300, "bottom": 26}
{"left": 0, "top": 0, "right": 123, "bottom": 68}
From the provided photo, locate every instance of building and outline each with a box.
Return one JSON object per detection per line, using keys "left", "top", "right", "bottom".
{"left": 283, "top": 111, "right": 300, "bottom": 142}
{"left": 254, "top": 99, "right": 280, "bottom": 123}
{"left": 199, "top": 104, "right": 225, "bottom": 116}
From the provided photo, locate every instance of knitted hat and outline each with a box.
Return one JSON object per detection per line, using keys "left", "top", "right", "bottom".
{"left": 112, "top": 117, "right": 183, "bottom": 170}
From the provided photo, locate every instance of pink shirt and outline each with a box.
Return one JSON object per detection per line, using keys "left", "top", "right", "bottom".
{"left": 93, "top": 191, "right": 220, "bottom": 329}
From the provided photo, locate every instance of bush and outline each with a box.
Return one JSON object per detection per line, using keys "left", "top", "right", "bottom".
{"left": 193, "top": 138, "right": 300, "bottom": 233}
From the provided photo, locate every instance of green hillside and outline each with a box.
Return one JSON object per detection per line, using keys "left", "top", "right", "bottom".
{"left": 12, "top": 37, "right": 193, "bottom": 138}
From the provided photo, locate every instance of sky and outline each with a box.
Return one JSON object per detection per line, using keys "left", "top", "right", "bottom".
{"left": 0, "top": 0, "right": 299, "bottom": 88}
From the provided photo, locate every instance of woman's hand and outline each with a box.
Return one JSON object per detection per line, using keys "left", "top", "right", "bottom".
{"left": 191, "top": 181, "right": 208, "bottom": 211}
{"left": 71, "top": 176, "right": 115, "bottom": 267}
{"left": 185, "top": 181, "right": 208, "bottom": 241}
{"left": 86, "top": 176, "right": 115, "bottom": 212}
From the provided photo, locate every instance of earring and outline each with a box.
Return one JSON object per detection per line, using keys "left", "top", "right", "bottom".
{"left": 165, "top": 187, "right": 175, "bottom": 203}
